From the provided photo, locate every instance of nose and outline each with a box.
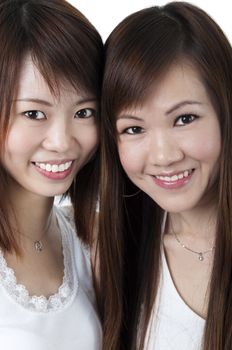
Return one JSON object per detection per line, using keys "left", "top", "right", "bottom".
{"left": 42, "top": 118, "right": 74, "bottom": 153}
{"left": 148, "top": 129, "right": 184, "bottom": 167}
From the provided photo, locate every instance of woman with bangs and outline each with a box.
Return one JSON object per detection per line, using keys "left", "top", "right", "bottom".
{"left": 100, "top": 2, "right": 232, "bottom": 349}
{"left": 0, "top": 0, "right": 103, "bottom": 349}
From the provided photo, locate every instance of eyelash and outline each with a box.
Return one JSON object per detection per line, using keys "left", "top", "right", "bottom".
{"left": 174, "top": 114, "right": 198, "bottom": 126}
{"left": 121, "top": 113, "right": 198, "bottom": 135}
{"left": 75, "top": 108, "right": 96, "bottom": 119}
{"left": 23, "top": 108, "right": 96, "bottom": 121}
{"left": 23, "top": 110, "right": 45, "bottom": 120}
{"left": 122, "top": 126, "right": 144, "bottom": 135}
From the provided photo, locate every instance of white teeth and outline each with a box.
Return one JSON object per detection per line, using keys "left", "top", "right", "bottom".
{"left": 156, "top": 169, "right": 192, "bottom": 182}
{"left": 40, "top": 163, "right": 46, "bottom": 170}
{"left": 171, "top": 175, "right": 178, "bottom": 181}
{"left": 46, "top": 164, "right": 52, "bottom": 172}
{"left": 59, "top": 164, "right": 65, "bottom": 172}
{"left": 51, "top": 165, "right": 58, "bottom": 173}
{"left": 35, "top": 161, "right": 72, "bottom": 173}
{"left": 64, "top": 162, "right": 70, "bottom": 170}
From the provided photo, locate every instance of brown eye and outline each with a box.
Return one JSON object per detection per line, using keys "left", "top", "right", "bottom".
{"left": 124, "top": 126, "right": 144, "bottom": 134}
{"left": 175, "top": 114, "right": 197, "bottom": 126}
{"left": 24, "top": 110, "right": 45, "bottom": 120}
{"left": 75, "top": 108, "right": 95, "bottom": 119}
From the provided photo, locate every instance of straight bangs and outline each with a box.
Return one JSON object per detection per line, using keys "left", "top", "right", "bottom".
{"left": 0, "top": 0, "right": 103, "bottom": 252}
{"left": 0, "top": 0, "right": 103, "bottom": 149}
{"left": 102, "top": 7, "right": 182, "bottom": 141}
{"left": 101, "top": 2, "right": 232, "bottom": 349}
{"left": 26, "top": 1, "right": 103, "bottom": 101}
{"left": 103, "top": 2, "right": 232, "bottom": 142}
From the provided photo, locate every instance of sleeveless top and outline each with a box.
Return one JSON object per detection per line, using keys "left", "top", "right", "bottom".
{"left": 145, "top": 250, "right": 205, "bottom": 349}
{"left": 0, "top": 206, "right": 102, "bottom": 350}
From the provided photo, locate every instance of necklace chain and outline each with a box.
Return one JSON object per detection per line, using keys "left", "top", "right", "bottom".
{"left": 19, "top": 215, "right": 53, "bottom": 253}
{"left": 20, "top": 232, "right": 46, "bottom": 253}
{"left": 172, "top": 229, "right": 215, "bottom": 261}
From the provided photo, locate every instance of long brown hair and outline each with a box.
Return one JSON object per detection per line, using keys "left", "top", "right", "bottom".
{"left": 101, "top": 2, "right": 232, "bottom": 349}
{"left": 0, "top": 0, "right": 103, "bottom": 254}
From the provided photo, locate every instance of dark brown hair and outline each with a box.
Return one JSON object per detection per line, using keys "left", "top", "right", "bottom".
{"left": 0, "top": 0, "right": 103, "bottom": 254}
{"left": 101, "top": 2, "right": 232, "bottom": 349}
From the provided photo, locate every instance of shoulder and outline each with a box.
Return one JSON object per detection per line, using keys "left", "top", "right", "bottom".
{"left": 56, "top": 205, "right": 74, "bottom": 225}
{"left": 55, "top": 204, "right": 99, "bottom": 271}
{"left": 55, "top": 204, "right": 93, "bottom": 276}
{"left": 55, "top": 205, "right": 92, "bottom": 259}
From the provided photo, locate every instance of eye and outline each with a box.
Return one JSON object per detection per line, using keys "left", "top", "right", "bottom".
{"left": 123, "top": 126, "right": 144, "bottom": 135}
{"left": 175, "top": 114, "right": 198, "bottom": 126}
{"left": 75, "top": 108, "right": 96, "bottom": 119}
{"left": 23, "top": 110, "right": 46, "bottom": 120}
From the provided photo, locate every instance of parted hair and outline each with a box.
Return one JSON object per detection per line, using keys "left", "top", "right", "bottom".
{"left": 0, "top": 0, "right": 103, "bottom": 256}
{"left": 101, "top": 2, "right": 232, "bottom": 349}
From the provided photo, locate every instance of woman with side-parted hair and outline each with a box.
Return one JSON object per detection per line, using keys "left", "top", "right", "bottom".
{"left": 100, "top": 2, "right": 232, "bottom": 349}
{"left": 0, "top": 1, "right": 103, "bottom": 349}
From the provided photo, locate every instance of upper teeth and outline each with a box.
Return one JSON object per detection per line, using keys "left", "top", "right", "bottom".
{"left": 156, "top": 170, "right": 192, "bottom": 182}
{"left": 35, "top": 161, "right": 72, "bottom": 173}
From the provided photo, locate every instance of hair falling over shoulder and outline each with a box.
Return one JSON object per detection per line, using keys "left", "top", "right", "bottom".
{"left": 0, "top": 0, "right": 103, "bottom": 254}
{"left": 100, "top": 2, "right": 232, "bottom": 349}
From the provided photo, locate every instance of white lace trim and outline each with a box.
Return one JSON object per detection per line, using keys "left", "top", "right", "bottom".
{"left": 0, "top": 211, "right": 75, "bottom": 313}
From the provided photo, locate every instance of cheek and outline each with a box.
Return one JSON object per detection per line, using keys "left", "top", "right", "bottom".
{"left": 199, "top": 139, "right": 221, "bottom": 163}
{"left": 180, "top": 125, "right": 221, "bottom": 164}
{"left": 79, "top": 127, "right": 98, "bottom": 157}
{"left": 118, "top": 142, "right": 144, "bottom": 175}
{"left": 4, "top": 125, "right": 36, "bottom": 159}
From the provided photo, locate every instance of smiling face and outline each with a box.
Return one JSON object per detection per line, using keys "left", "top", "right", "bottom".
{"left": 116, "top": 61, "right": 221, "bottom": 213}
{"left": 2, "top": 56, "right": 98, "bottom": 198}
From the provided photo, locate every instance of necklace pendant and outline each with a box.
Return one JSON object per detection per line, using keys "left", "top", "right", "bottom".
{"left": 198, "top": 253, "right": 204, "bottom": 261}
{"left": 34, "top": 240, "right": 43, "bottom": 252}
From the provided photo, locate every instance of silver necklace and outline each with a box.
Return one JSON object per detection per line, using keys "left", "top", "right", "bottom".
{"left": 172, "top": 230, "right": 215, "bottom": 261}
{"left": 20, "top": 232, "right": 47, "bottom": 252}
{"left": 19, "top": 217, "right": 53, "bottom": 253}
{"left": 34, "top": 240, "right": 44, "bottom": 252}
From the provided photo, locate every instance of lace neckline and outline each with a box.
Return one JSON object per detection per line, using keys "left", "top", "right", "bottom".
{"left": 0, "top": 208, "right": 76, "bottom": 313}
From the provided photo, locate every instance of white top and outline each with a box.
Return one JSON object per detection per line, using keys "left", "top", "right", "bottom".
{"left": 145, "top": 250, "right": 205, "bottom": 350}
{"left": 0, "top": 206, "right": 102, "bottom": 350}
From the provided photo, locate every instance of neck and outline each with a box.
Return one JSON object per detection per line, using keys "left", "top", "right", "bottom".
{"left": 7, "top": 186, "right": 54, "bottom": 241}
{"left": 167, "top": 204, "right": 217, "bottom": 243}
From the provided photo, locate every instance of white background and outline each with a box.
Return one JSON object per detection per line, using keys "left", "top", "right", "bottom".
{"left": 58, "top": 0, "right": 231, "bottom": 207}
{"left": 69, "top": 0, "right": 232, "bottom": 43}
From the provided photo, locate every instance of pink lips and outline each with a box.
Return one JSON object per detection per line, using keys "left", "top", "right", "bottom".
{"left": 152, "top": 171, "right": 194, "bottom": 189}
{"left": 33, "top": 162, "right": 74, "bottom": 180}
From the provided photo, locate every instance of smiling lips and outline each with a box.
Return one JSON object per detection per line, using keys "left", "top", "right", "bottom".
{"left": 35, "top": 161, "right": 72, "bottom": 173}
{"left": 33, "top": 160, "right": 74, "bottom": 180}
{"left": 153, "top": 169, "right": 194, "bottom": 189}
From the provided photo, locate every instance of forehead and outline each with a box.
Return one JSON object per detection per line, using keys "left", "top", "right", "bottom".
{"left": 118, "top": 60, "right": 210, "bottom": 116}
{"left": 15, "top": 55, "right": 93, "bottom": 104}
{"left": 16, "top": 57, "right": 68, "bottom": 99}
{"left": 17, "top": 57, "right": 47, "bottom": 96}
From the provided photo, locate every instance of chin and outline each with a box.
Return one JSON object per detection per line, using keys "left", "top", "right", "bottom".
{"left": 35, "top": 184, "right": 72, "bottom": 198}
{"left": 151, "top": 195, "right": 199, "bottom": 214}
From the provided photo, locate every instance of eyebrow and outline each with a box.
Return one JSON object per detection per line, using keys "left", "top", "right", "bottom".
{"left": 117, "top": 100, "right": 203, "bottom": 121}
{"left": 117, "top": 115, "right": 143, "bottom": 121}
{"left": 13, "top": 97, "right": 97, "bottom": 107}
{"left": 166, "top": 100, "right": 203, "bottom": 115}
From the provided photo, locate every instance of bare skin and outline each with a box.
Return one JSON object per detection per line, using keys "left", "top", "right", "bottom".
{"left": 2, "top": 55, "right": 98, "bottom": 298}
{"left": 5, "top": 187, "right": 63, "bottom": 297}
{"left": 163, "top": 205, "right": 216, "bottom": 318}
